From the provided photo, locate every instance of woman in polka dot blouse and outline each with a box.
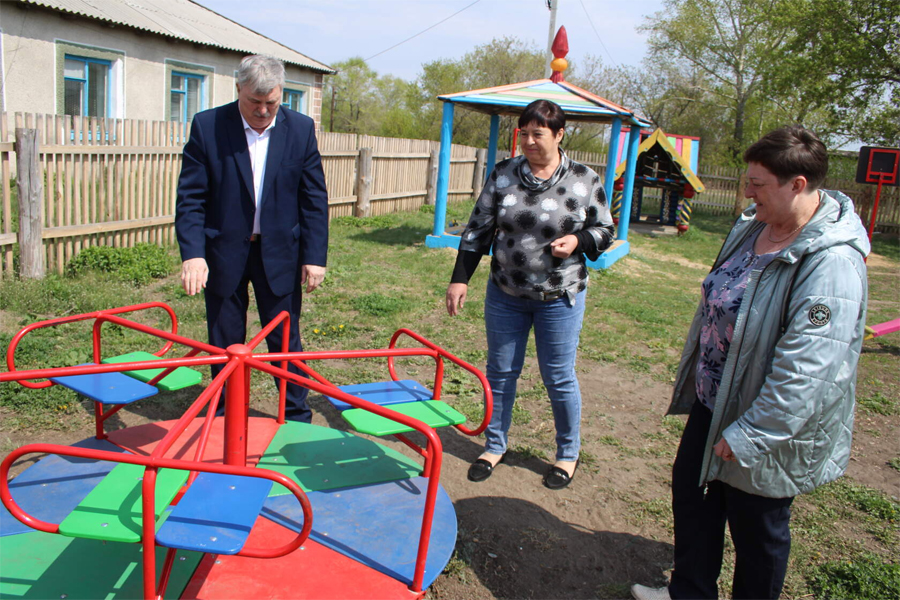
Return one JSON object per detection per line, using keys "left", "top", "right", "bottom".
{"left": 446, "top": 99, "right": 614, "bottom": 490}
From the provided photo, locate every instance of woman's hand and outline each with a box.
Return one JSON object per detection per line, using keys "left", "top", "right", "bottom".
{"left": 713, "top": 438, "right": 736, "bottom": 462}
{"left": 550, "top": 235, "right": 578, "bottom": 258}
{"left": 446, "top": 283, "right": 468, "bottom": 316}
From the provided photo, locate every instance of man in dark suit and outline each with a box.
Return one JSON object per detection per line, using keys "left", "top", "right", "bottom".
{"left": 175, "top": 55, "right": 328, "bottom": 423}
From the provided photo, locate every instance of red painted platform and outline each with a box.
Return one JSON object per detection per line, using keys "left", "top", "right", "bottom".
{"left": 181, "top": 516, "right": 423, "bottom": 599}
{"left": 107, "top": 417, "right": 280, "bottom": 467}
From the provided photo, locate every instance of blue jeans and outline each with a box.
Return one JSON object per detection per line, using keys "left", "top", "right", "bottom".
{"left": 482, "top": 280, "right": 586, "bottom": 461}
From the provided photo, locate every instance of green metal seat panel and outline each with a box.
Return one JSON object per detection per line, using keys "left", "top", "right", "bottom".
{"left": 0, "top": 530, "right": 202, "bottom": 599}
{"left": 58, "top": 462, "right": 188, "bottom": 543}
{"left": 257, "top": 421, "right": 422, "bottom": 496}
{"left": 341, "top": 400, "right": 466, "bottom": 436}
{"left": 102, "top": 351, "right": 203, "bottom": 391}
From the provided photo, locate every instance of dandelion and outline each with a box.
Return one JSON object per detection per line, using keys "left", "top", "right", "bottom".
{"left": 313, "top": 329, "right": 320, "bottom": 334}
{"left": 339, "top": 324, "right": 344, "bottom": 329}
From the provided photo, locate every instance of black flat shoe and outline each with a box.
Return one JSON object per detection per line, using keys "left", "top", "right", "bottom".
{"left": 467, "top": 454, "right": 506, "bottom": 482}
{"left": 543, "top": 461, "right": 578, "bottom": 490}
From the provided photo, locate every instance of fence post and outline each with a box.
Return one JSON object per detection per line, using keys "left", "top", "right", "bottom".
{"left": 733, "top": 170, "right": 748, "bottom": 217}
{"left": 354, "top": 147, "right": 372, "bottom": 218}
{"left": 472, "top": 148, "right": 486, "bottom": 198}
{"left": 425, "top": 148, "right": 439, "bottom": 206}
{"left": 15, "top": 128, "right": 44, "bottom": 279}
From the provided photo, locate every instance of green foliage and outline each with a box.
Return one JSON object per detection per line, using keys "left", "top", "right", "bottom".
{"left": 350, "top": 293, "right": 411, "bottom": 317}
{"left": 807, "top": 554, "right": 900, "bottom": 600}
{"left": 331, "top": 215, "right": 398, "bottom": 229}
{"left": 858, "top": 391, "right": 899, "bottom": 416}
{"left": 66, "top": 244, "right": 177, "bottom": 285}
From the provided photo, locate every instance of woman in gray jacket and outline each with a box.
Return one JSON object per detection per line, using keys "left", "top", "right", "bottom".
{"left": 632, "top": 126, "right": 869, "bottom": 600}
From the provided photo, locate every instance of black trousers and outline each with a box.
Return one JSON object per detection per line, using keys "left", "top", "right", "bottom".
{"left": 669, "top": 400, "right": 793, "bottom": 600}
{"left": 204, "top": 241, "right": 311, "bottom": 423}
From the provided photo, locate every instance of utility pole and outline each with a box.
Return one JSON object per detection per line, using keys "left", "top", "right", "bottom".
{"left": 544, "top": 0, "right": 559, "bottom": 78}
{"left": 330, "top": 86, "right": 336, "bottom": 132}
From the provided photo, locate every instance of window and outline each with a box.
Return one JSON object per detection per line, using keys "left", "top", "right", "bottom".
{"left": 282, "top": 89, "right": 305, "bottom": 113}
{"left": 170, "top": 72, "right": 204, "bottom": 122}
{"left": 64, "top": 56, "right": 111, "bottom": 117}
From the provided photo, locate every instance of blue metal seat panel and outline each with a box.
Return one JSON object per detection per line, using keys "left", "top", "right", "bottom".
{"left": 262, "top": 476, "right": 457, "bottom": 589}
{"left": 49, "top": 364, "right": 158, "bottom": 405}
{"left": 324, "top": 379, "right": 432, "bottom": 411}
{"left": 0, "top": 437, "right": 126, "bottom": 538}
{"left": 156, "top": 472, "right": 272, "bottom": 555}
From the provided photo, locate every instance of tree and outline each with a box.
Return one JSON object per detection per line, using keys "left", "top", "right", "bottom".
{"left": 323, "top": 58, "right": 379, "bottom": 134}
{"left": 768, "top": 0, "right": 900, "bottom": 146}
{"left": 641, "top": 0, "right": 790, "bottom": 161}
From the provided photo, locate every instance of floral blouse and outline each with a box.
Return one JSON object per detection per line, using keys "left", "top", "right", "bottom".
{"left": 696, "top": 231, "right": 777, "bottom": 410}
{"left": 457, "top": 152, "right": 614, "bottom": 302}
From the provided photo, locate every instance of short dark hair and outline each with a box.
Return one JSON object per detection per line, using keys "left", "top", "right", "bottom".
{"left": 743, "top": 126, "right": 828, "bottom": 190}
{"left": 518, "top": 100, "right": 566, "bottom": 132}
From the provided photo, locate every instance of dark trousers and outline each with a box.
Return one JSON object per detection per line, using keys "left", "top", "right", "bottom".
{"left": 204, "top": 241, "right": 311, "bottom": 423}
{"left": 669, "top": 400, "right": 793, "bottom": 600}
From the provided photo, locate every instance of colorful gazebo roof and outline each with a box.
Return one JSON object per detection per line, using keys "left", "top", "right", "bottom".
{"left": 438, "top": 79, "right": 652, "bottom": 127}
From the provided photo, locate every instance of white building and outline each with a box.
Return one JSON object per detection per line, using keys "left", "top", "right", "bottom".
{"left": 0, "top": 0, "right": 334, "bottom": 127}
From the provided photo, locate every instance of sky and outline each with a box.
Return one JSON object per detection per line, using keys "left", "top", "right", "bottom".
{"left": 194, "top": 0, "right": 667, "bottom": 81}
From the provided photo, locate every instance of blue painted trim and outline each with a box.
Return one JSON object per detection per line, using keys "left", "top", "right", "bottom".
{"left": 432, "top": 102, "right": 455, "bottom": 237}
{"left": 617, "top": 127, "right": 642, "bottom": 241}
{"left": 486, "top": 114, "right": 500, "bottom": 180}
{"left": 425, "top": 233, "right": 461, "bottom": 249}
{"left": 586, "top": 241, "right": 629, "bottom": 270}
{"left": 604, "top": 118, "right": 621, "bottom": 207}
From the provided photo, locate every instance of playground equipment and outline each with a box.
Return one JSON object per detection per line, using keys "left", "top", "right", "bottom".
{"left": 608, "top": 128, "right": 705, "bottom": 232}
{"left": 0, "top": 303, "right": 492, "bottom": 599}
{"left": 854, "top": 145, "right": 899, "bottom": 241}
{"left": 424, "top": 26, "right": 652, "bottom": 269}
{"left": 865, "top": 318, "right": 900, "bottom": 340}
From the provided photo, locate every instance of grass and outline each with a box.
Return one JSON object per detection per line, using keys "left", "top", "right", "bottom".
{"left": 0, "top": 202, "right": 897, "bottom": 596}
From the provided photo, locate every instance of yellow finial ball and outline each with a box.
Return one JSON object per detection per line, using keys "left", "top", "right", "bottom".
{"left": 551, "top": 57, "right": 568, "bottom": 73}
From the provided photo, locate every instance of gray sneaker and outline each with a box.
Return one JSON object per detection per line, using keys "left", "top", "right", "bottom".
{"left": 631, "top": 583, "right": 672, "bottom": 600}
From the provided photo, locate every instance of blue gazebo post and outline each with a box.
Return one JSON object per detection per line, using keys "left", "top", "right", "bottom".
{"left": 485, "top": 114, "right": 500, "bottom": 180}
{"left": 430, "top": 101, "right": 455, "bottom": 240}
{"left": 603, "top": 117, "right": 622, "bottom": 206}
{"left": 616, "top": 124, "right": 642, "bottom": 241}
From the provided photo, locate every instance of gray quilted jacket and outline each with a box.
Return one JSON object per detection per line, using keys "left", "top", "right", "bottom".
{"left": 667, "top": 190, "right": 869, "bottom": 498}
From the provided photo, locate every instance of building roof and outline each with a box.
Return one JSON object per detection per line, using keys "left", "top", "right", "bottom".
{"left": 438, "top": 79, "right": 652, "bottom": 127}
{"left": 615, "top": 128, "right": 706, "bottom": 192}
{"left": 18, "top": 0, "right": 335, "bottom": 74}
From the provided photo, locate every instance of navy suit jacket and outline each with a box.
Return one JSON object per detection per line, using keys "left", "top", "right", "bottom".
{"left": 175, "top": 101, "right": 329, "bottom": 298}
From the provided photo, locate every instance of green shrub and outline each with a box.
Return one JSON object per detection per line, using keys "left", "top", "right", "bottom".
{"left": 351, "top": 293, "right": 411, "bottom": 317}
{"left": 807, "top": 555, "right": 900, "bottom": 599}
{"left": 67, "top": 244, "right": 176, "bottom": 285}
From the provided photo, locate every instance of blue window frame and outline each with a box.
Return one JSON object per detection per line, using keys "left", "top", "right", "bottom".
{"left": 170, "top": 72, "right": 205, "bottom": 122}
{"left": 64, "top": 55, "right": 111, "bottom": 117}
{"left": 282, "top": 89, "right": 305, "bottom": 113}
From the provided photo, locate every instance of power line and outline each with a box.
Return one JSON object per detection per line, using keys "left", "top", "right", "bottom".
{"left": 579, "top": 0, "right": 618, "bottom": 68}
{"left": 364, "top": 0, "right": 483, "bottom": 63}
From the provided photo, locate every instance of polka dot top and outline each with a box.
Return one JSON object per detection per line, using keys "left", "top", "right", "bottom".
{"left": 457, "top": 151, "right": 614, "bottom": 302}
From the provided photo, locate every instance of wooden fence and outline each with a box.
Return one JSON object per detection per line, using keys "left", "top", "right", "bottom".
{"left": 0, "top": 112, "right": 484, "bottom": 276}
{"left": 2, "top": 111, "right": 897, "bottom": 277}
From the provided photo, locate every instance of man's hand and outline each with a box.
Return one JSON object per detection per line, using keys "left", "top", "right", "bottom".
{"left": 713, "top": 438, "right": 736, "bottom": 462}
{"left": 301, "top": 265, "right": 326, "bottom": 293}
{"left": 181, "top": 258, "right": 209, "bottom": 296}
{"left": 550, "top": 234, "right": 578, "bottom": 258}
{"left": 446, "top": 283, "right": 468, "bottom": 316}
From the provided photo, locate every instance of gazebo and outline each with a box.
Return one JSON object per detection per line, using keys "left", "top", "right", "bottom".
{"left": 424, "top": 27, "right": 653, "bottom": 269}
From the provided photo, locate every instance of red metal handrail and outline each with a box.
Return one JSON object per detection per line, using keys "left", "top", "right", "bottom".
{"left": 5, "top": 303, "right": 181, "bottom": 389}
{"left": 389, "top": 328, "right": 494, "bottom": 436}
{"left": 1, "top": 443, "right": 313, "bottom": 599}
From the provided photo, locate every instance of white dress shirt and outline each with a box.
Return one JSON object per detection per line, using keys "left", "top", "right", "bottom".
{"left": 240, "top": 113, "right": 278, "bottom": 235}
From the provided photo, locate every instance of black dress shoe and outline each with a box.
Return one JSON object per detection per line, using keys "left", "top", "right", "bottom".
{"left": 543, "top": 461, "right": 578, "bottom": 490}
{"left": 467, "top": 454, "right": 506, "bottom": 482}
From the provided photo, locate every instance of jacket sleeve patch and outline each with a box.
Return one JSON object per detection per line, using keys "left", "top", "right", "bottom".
{"left": 809, "top": 304, "right": 831, "bottom": 326}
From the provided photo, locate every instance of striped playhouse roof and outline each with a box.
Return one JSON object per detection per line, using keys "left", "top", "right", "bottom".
{"left": 18, "top": 0, "right": 334, "bottom": 73}
{"left": 615, "top": 128, "right": 706, "bottom": 192}
{"left": 438, "top": 79, "right": 652, "bottom": 127}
